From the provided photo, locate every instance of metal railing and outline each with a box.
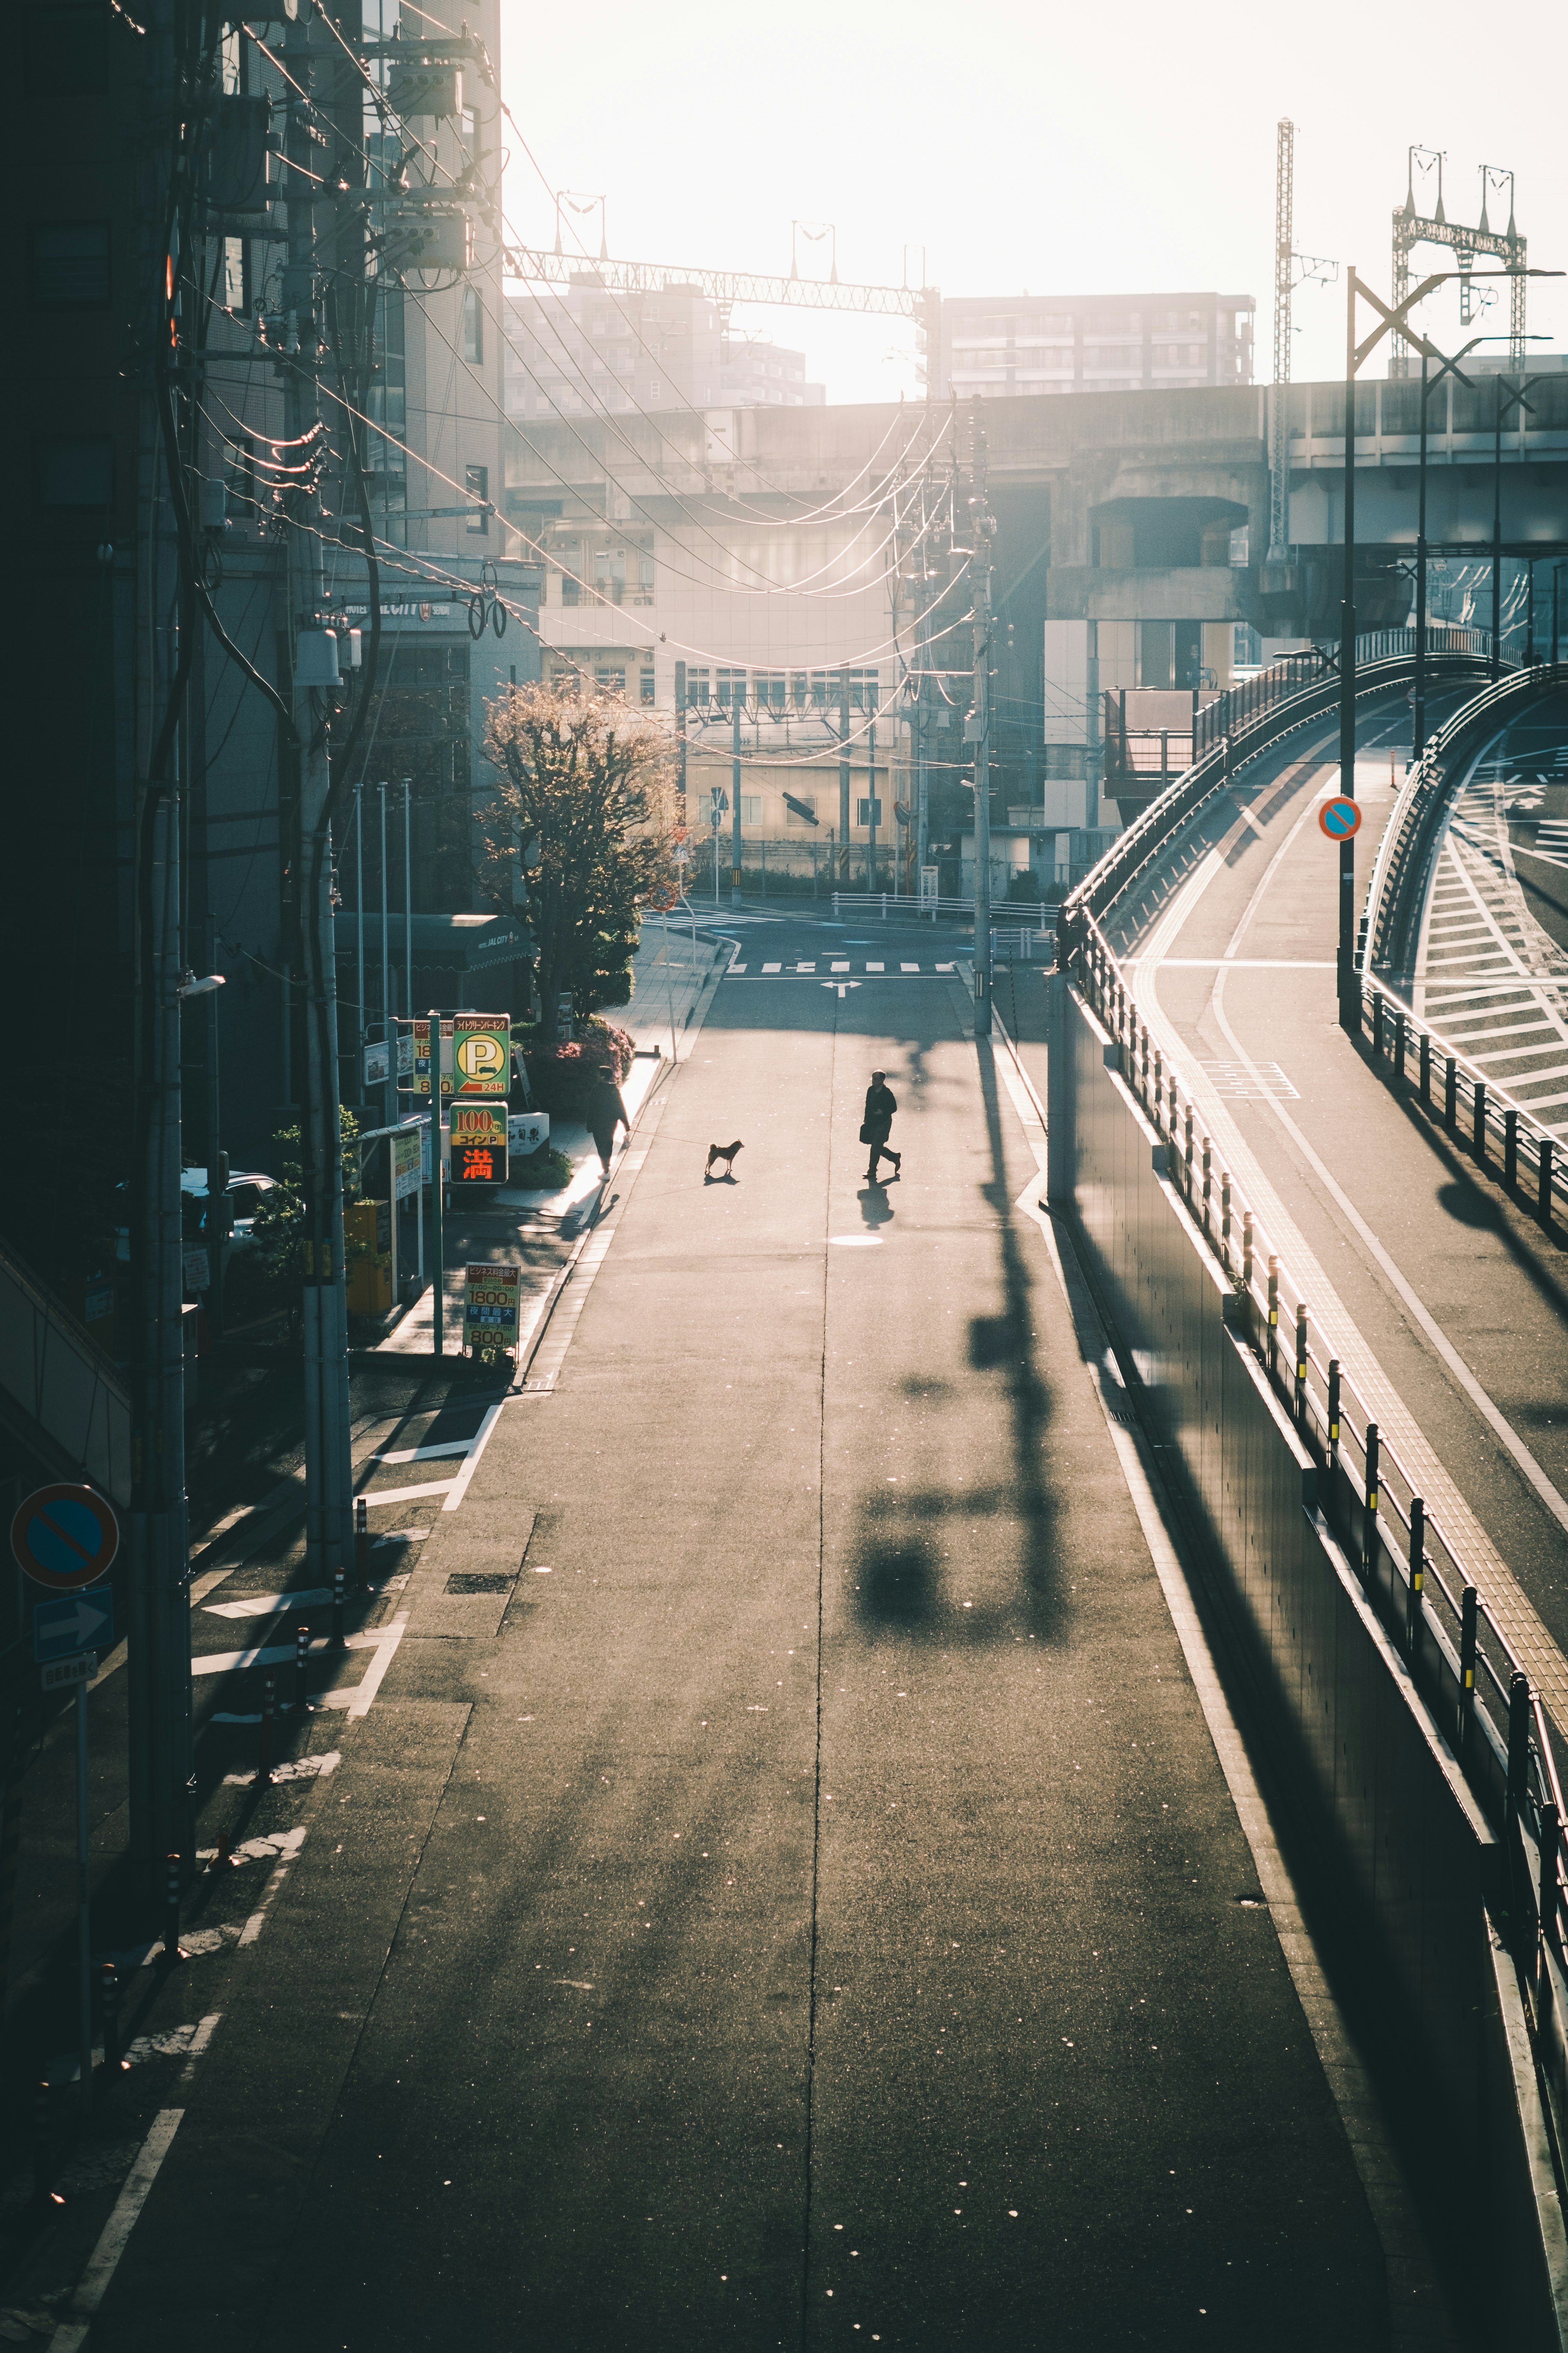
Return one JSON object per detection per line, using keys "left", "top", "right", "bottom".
{"left": 832, "top": 891, "right": 1059, "bottom": 928}
{"left": 1359, "top": 662, "right": 1567, "bottom": 981}
{"left": 1353, "top": 973, "right": 1568, "bottom": 1229}
{"left": 1187, "top": 627, "right": 1492, "bottom": 765}
{"left": 1062, "top": 649, "right": 1496, "bottom": 946}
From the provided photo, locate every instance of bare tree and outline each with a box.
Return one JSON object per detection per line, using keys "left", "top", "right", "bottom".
{"left": 479, "top": 682, "right": 677, "bottom": 1035}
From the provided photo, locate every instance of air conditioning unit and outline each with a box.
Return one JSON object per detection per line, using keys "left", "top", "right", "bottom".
{"left": 388, "top": 61, "right": 462, "bottom": 118}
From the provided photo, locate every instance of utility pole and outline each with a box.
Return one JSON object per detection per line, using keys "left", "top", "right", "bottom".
{"left": 731, "top": 695, "right": 743, "bottom": 908}
{"left": 969, "top": 402, "right": 993, "bottom": 1037}
{"left": 283, "top": 4, "right": 352, "bottom": 1587}
{"left": 1270, "top": 118, "right": 1294, "bottom": 563}
{"left": 1492, "top": 375, "right": 1503, "bottom": 680}
{"left": 1338, "top": 269, "right": 1359, "bottom": 1033}
{"left": 867, "top": 718, "right": 878, "bottom": 889}
{"left": 127, "top": 0, "right": 194, "bottom": 1911}
{"left": 839, "top": 672, "right": 851, "bottom": 885}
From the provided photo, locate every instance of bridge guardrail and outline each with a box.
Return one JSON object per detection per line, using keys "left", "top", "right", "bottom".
{"left": 1061, "top": 651, "right": 1495, "bottom": 948}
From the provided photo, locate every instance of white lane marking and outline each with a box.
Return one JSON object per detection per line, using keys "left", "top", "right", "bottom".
{"left": 730, "top": 964, "right": 748, "bottom": 974}
{"left": 762, "top": 961, "right": 782, "bottom": 972}
{"left": 795, "top": 962, "right": 817, "bottom": 971}
{"left": 192, "top": 1630, "right": 389, "bottom": 1677}
{"left": 206, "top": 1587, "right": 334, "bottom": 1619}
{"left": 440, "top": 1397, "right": 508, "bottom": 1513}
{"left": 347, "top": 1611, "right": 409, "bottom": 1720}
{"left": 360, "top": 1478, "right": 459, "bottom": 1508}
{"left": 866, "top": 961, "right": 885, "bottom": 972}
{"left": 367, "top": 1439, "right": 474, "bottom": 1465}
{"left": 901, "top": 961, "right": 920, "bottom": 971}
{"left": 831, "top": 961, "right": 851, "bottom": 972}
{"left": 47, "top": 2110, "right": 184, "bottom": 2352}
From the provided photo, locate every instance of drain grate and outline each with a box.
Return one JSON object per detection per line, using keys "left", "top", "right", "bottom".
{"left": 445, "top": 1572, "right": 515, "bottom": 1595}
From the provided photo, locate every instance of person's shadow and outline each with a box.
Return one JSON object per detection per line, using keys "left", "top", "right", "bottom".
{"left": 858, "top": 1185, "right": 894, "bottom": 1228}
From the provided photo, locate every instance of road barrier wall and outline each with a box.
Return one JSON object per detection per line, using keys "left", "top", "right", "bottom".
{"left": 1051, "top": 970, "right": 1568, "bottom": 2345}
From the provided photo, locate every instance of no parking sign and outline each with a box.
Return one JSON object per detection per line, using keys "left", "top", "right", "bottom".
{"left": 10, "top": 1483, "right": 120, "bottom": 1592}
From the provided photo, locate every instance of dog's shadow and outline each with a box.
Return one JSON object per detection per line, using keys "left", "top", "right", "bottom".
{"left": 703, "top": 1171, "right": 739, "bottom": 1185}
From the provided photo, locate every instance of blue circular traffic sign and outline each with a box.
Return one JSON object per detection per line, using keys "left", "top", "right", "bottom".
{"left": 1319, "top": 796, "right": 1362, "bottom": 841}
{"left": 10, "top": 1483, "right": 120, "bottom": 1592}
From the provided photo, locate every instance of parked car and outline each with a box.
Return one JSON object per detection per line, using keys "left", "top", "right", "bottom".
{"left": 180, "top": 1169, "right": 278, "bottom": 1262}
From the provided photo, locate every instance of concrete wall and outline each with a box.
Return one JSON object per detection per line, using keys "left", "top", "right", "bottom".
{"left": 1053, "top": 975, "right": 1562, "bottom": 2340}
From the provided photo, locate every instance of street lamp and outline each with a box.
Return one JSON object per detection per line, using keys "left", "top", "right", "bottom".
{"left": 1337, "top": 264, "right": 1559, "bottom": 1034}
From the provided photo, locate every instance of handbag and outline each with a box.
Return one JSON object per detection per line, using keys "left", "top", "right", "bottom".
{"left": 859, "top": 1122, "right": 873, "bottom": 1144}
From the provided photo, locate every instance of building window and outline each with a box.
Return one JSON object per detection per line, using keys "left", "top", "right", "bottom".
{"left": 846, "top": 669, "right": 880, "bottom": 712}
{"left": 785, "top": 793, "right": 817, "bottom": 825}
{"left": 857, "top": 797, "right": 884, "bottom": 827}
{"left": 716, "top": 668, "right": 746, "bottom": 709}
{"left": 739, "top": 796, "right": 762, "bottom": 825}
{"left": 595, "top": 666, "right": 627, "bottom": 694}
{"left": 684, "top": 669, "right": 710, "bottom": 708}
{"left": 29, "top": 222, "right": 111, "bottom": 310}
{"left": 754, "top": 673, "right": 787, "bottom": 710}
{"left": 464, "top": 463, "right": 488, "bottom": 532}
{"left": 639, "top": 671, "right": 655, "bottom": 706}
{"left": 561, "top": 571, "right": 581, "bottom": 606}
{"left": 462, "top": 284, "right": 483, "bottom": 364}
{"left": 593, "top": 548, "right": 627, "bottom": 604}
{"left": 632, "top": 553, "right": 655, "bottom": 605}
{"left": 36, "top": 436, "right": 114, "bottom": 507}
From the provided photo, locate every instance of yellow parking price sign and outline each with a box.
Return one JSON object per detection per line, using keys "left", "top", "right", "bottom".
{"left": 464, "top": 1262, "right": 522, "bottom": 1357}
{"left": 403, "top": 1015, "right": 510, "bottom": 1096}
{"left": 452, "top": 1015, "right": 510, "bottom": 1095}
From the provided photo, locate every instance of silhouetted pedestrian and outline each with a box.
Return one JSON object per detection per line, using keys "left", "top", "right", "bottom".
{"left": 586, "top": 1071, "right": 630, "bottom": 1177}
{"left": 862, "top": 1070, "right": 900, "bottom": 1184}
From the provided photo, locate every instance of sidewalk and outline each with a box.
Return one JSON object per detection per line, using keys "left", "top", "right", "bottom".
{"left": 13, "top": 956, "right": 1425, "bottom": 2351}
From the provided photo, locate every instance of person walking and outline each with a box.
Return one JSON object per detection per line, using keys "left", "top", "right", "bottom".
{"left": 861, "top": 1069, "right": 900, "bottom": 1184}
{"left": 585, "top": 1067, "right": 630, "bottom": 1178}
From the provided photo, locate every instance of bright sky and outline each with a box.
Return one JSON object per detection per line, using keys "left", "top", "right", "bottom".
{"left": 499, "top": 0, "right": 1566, "bottom": 408}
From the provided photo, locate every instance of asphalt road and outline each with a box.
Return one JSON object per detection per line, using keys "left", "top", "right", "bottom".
{"left": 63, "top": 955, "right": 1403, "bottom": 2351}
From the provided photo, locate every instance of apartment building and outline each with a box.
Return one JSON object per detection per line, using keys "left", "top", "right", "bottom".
{"left": 504, "top": 279, "right": 824, "bottom": 421}
{"left": 936, "top": 291, "right": 1254, "bottom": 400}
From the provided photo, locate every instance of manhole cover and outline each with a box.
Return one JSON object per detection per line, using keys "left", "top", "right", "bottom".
{"left": 445, "top": 1573, "right": 514, "bottom": 1595}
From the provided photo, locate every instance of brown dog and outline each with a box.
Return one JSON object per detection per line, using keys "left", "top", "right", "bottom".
{"left": 705, "top": 1140, "right": 743, "bottom": 1179}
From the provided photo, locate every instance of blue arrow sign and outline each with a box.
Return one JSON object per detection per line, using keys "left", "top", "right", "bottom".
{"left": 34, "top": 1588, "right": 114, "bottom": 1664}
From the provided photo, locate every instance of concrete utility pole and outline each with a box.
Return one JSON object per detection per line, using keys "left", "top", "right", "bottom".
{"left": 1270, "top": 119, "right": 1295, "bottom": 564}
{"left": 284, "top": 5, "right": 352, "bottom": 1585}
{"left": 969, "top": 401, "right": 993, "bottom": 1036}
{"left": 839, "top": 673, "right": 852, "bottom": 884}
{"left": 731, "top": 696, "right": 743, "bottom": 907}
{"left": 127, "top": 0, "right": 194, "bottom": 1909}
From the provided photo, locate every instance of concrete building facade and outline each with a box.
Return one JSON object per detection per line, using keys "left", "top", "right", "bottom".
{"left": 503, "top": 280, "right": 824, "bottom": 426}
{"left": 936, "top": 290, "right": 1255, "bottom": 401}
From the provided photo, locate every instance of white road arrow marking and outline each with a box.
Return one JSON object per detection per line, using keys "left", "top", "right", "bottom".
{"left": 820, "top": 981, "right": 862, "bottom": 999}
